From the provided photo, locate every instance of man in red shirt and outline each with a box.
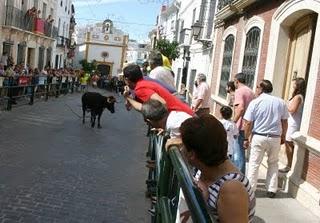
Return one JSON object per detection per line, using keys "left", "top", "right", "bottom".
{"left": 123, "top": 64, "right": 193, "bottom": 116}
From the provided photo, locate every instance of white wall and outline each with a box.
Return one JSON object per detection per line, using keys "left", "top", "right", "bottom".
{"left": 87, "top": 44, "right": 123, "bottom": 76}
{"left": 73, "top": 44, "right": 85, "bottom": 68}
{"left": 0, "top": 0, "right": 5, "bottom": 26}
{"left": 172, "top": 0, "right": 214, "bottom": 92}
{"left": 56, "top": 0, "right": 72, "bottom": 38}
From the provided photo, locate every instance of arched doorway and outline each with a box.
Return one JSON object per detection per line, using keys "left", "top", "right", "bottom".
{"left": 97, "top": 64, "right": 111, "bottom": 76}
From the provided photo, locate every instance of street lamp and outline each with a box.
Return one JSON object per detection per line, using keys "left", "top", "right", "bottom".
{"left": 191, "top": 20, "right": 203, "bottom": 41}
{"left": 191, "top": 20, "right": 212, "bottom": 48}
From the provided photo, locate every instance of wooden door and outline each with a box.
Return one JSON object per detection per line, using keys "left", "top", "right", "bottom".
{"left": 97, "top": 64, "right": 111, "bottom": 76}
{"left": 284, "top": 14, "right": 316, "bottom": 99}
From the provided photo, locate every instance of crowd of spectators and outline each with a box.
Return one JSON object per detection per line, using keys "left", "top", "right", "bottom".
{"left": 122, "top": 49, "right": 306, "bottom": 222}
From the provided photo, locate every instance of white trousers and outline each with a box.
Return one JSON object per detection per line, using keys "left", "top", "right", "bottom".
{"left": 247, "top": 135, "right": 281, "bottom": 193}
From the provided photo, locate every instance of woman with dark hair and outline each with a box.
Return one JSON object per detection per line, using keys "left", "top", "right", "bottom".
{"left": 280, "top": 78, "right": 306, "bottom": 173}
{"left": 226, "top": 81, "right": 236, "bottom": 106}
{"left": 179, "top": 114, "right": 255, "bottom": 222}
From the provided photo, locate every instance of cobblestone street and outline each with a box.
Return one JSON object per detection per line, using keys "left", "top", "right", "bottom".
{"left": 0, "top": 91, "right": 149, "bottom": 223}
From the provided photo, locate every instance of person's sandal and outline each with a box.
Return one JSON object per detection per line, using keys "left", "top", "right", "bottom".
{"left": 279, "top": 166, "right": 291, "bottom": 173}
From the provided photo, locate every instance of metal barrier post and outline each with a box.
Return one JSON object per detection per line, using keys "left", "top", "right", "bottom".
{"left": 55, "top": 76, "right": 61, "bottom": 98}
{"left": 6, "top": 77, "right": 13, "bottom": 110}
{"left": 29, "top": 77, "right": 35, "bottom": 105}
{"left": 71, "top": 77, "right": 75, "bottom": 93}
{"left": 149, "top": 133, "right": 214, "bottom": 223}
{"left": 45, "top": 78, "right": 49, "bottom": 101}
{"left": 168, "top": 147, "right": 213, "bottom": 223}
{"left": 159, "top": 197, "right": 174, "bottom": 223}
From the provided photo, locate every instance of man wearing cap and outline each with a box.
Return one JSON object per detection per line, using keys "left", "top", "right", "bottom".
{"left": 191, "top": 73, "right": 210, "bottom": 116}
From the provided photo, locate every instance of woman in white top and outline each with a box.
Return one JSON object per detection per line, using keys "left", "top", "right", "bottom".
{"left": 280, "top": 78, "right": 306, "bottom": 173}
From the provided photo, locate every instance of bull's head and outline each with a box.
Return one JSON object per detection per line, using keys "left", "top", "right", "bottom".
{"left": 105, "top": 96, "right": 116, "bottom": 113}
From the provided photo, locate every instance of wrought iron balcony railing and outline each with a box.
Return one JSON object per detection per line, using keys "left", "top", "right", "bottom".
{"left": 217, "top": 0, "right": 235, "bottom": 11}
{"left": 3, "top": 5, "right": 58, "bottom": 38}
{"left": 56, "top": 36, "right": 71, "bottom": 48}
{"left": 215, "top": 0, "right": 264, "bottom": 22}
{"left": 179, "top": 28, "right": 191, "bottom": 45}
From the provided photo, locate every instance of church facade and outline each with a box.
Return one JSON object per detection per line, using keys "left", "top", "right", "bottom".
{"left": 75, "top": 19, "right": 129, "bottom": 77}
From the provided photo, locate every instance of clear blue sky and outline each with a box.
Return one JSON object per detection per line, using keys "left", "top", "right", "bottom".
{"left": 74, "top": 0, "right": 169, "bottom": 41}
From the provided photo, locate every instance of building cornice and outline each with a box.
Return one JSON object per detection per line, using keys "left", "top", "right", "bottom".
{"left": 2, "top": 25, "right": 56, "bottom": 41}
{"left": 84, "top": 41, "right": 126, "bottom": 48}
{"left": 215, "top": 0, "right": 260, "bottom": 23}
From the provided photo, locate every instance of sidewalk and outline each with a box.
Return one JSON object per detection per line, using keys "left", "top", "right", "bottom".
{"left": 253, "top": 164, "right": 320, "bottom": 223}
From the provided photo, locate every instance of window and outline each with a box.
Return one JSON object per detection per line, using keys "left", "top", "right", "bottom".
{"left": 179, "top": 20, "right": 185, "bottom": 44}
{"left": 192, "top": 8, "right": 196, "bottom": 24}
{"left": 176, "top": 68, "right": 182, "bottom": 87}
{"left": 42, "top": 3, "right": 47, "bottom": 19}
{"left": 242, "top": 27, "right": 261, "bottom": 88}
{"left": 58, "top": 18, "right": 61, "bottom": 34}
{"left": 50, "top": 8, "right": 54, "bottom": 18}
{"left": 34, "top": 0, "right": 39, "bottom": 8}
{"left": 205, "top": 0, "right": 216, "bottom": 39}
{"left": 2, "top": 42, "right": 12, "bottom": 55}
{"left": 38, "top": 46, "right": 45, "bottom": 70}
{"left": 63, "top": 22, "right": 65, "bottom": 37}
{"left": 17, "top": 43, "right": 26, "bottom": 65}
{"left": 170, "top": 20, "right": 175, "bottom": 31}
{"left": 46, "top": 48, "right": 52, "bottom": 68}
{"left": 191, "top": 8, "right": 197, "bottom": 40}
{"left": 189, "top": 69, "right": 197, "bottom": 95}
{"left": 218, "top": 34, "right": 235, "bottom": 98}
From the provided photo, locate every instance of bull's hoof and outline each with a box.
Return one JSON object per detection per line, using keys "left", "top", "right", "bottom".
{"left": 91, "top": 124, "right": 95, "bottom": 128}
{"left": 98, "top": 125, "right": 102, "bottom": 129}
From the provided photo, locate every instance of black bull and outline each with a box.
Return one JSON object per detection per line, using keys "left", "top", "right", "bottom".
{"left": 82, "top": 92, "right": 116, "bottom": 128}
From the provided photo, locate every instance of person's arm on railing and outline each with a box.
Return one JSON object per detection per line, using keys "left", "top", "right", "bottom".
{"left": 165, "top": 138, "right": 182, "bottom": 151}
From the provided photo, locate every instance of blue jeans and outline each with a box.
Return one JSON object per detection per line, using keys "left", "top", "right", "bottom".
{"left": 233, "top": 130, "right": 246, "bottom": 174}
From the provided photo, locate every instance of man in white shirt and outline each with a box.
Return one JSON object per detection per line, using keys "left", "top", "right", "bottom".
{"left": 148, "top": 51, "right": 175, "bottom": 90}
{"left": 191, "top": 73, "right": 210, "bottom": 116}
{"left": 141, "top": 99, "right": 192, "bottom": 138}
{"left": 243, "top": 80, "right": 288, "bottom": 198}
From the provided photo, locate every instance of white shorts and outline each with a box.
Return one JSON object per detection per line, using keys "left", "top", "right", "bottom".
{"left": 286, "top": 125, "right": 299, "bottom": 142}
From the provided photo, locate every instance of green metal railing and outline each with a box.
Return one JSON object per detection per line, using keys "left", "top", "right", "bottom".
{"left": 147, "top": 132, "right": 214, "bottom": 223}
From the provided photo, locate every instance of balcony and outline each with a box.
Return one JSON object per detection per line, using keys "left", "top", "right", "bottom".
{"left": 215, "top": 0, "right": 263, "bottom": 22}
{"left": 56, "top": 36, "right": 71, "bottom": 48}
{"left": 3, "top": 5, "right": 57, "bottom": 39}
{"left": 179, "top": 28, "right": 191, "bottom": 46}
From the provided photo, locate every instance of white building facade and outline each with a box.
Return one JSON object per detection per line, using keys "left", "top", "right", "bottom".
{"left": 75, "top": 20, "right": 128, "bottom": 77}
{"left": 0, "top": 0, "right": 74, "bottom": 69}
{"left": 54, "top": 0, "right": 74, "bottom": 68}
{"left": 0, "top": 0, "right": 58, "bottom": 69}
{"left": 156, "top": 0, "right": 217, "bottom": 101}
{"left": 126, "top": 39, "right": 150, "bottom": 65}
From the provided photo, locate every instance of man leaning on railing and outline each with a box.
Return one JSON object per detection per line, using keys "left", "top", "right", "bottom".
{"left": 141, "top": 99, "right": 194, "bottom": 221}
